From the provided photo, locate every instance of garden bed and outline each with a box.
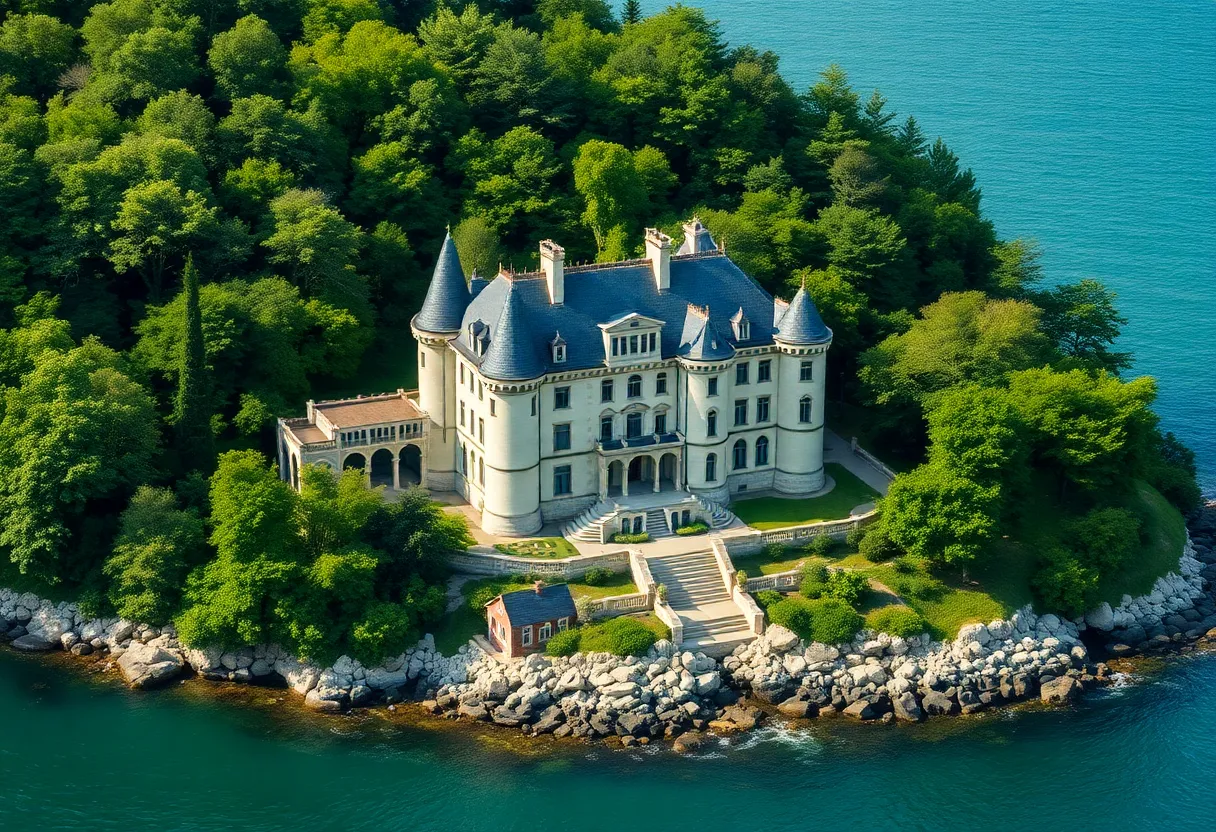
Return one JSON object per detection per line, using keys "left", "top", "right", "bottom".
{"left": 491, "top": 537, "right": 580, "bottom": 559}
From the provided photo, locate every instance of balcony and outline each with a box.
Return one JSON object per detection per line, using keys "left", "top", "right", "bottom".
{"left": 596, "top": 431, "right": 683, "bottom": 454}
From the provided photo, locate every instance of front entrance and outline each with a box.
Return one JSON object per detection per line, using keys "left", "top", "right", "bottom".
{"left": 627, "top": 456, "right": 655, "bottom": 490}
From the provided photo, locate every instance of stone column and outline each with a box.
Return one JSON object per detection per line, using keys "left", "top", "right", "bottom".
{"left": 674, "top": 450, "right": 683, "bottom": 491}
{"left": 652, "top": 454, "right": 661, "bottom": 492}
{"left": 392, "top": 448, "right": 400, "bottom": 490}
{"left": 598, "top": 459, "right": 607, "bottom": 501}
{"left": 622, "top": 459, "right": 630, "bottom": 497}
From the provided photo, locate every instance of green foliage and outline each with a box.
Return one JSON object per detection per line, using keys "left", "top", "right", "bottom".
{"left": 545, "top": 626, "right": 581, "bottom": 657}
{"left": 858, "top": 524, "right": 901, "bottom": 562}
{"left": 172, "top": 255, "right": 213, "bottom": 472}
{"left": 103, "top": 486, "right": 205, "bottom": 624}
{"left": 768, "top": 596, "right": 862, "bottom": 645}
{"left": 881, "top": 462, "right": 1000, "bottom": 566}
{"left": 825, "top": 569, "right": 869, "bottom": 607}
{"left": 675, "top": 520, "right": 709, "bottom": 536}
{"left": 581, "top": 566, "right": 614, "bottom": 586}
{"left": 576, "top": 616, "right": 657, "bottom": 656}
{"left": 806, "top": 533, "right": 834, "bottom": 556}
{"left": 208, "top": 15, "right": 288, "bottom": 101}
{"left": 845, "top": 527, "right": 866, "bottom": 549}
{"left": 734, "top": 569, "right": 748, "bottom": 585}
{"left": 1032, "top": 547, "right": 1098, "bottom": 617}
{"left": 1033, "top": 279, "right": 1130, "bottom": 373}
{"left": 864, "top": 605, "right": 926, "bottom": 638}
{"left": 610, "top": 531, "right": 649, "bottom": 544}
{"left": 753, "top": 589, "right": 782, "bottom": 610}
{"left": 1144, "top": 431, "right": 1202, "bottom": 512}
{"left": 1068, "top": 506, "right": 1141, "bottom": 571}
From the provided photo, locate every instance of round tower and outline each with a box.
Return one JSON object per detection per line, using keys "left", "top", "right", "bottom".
{"left": 411, "top": 231, "right": 472, "bottom": 492}
{"left": 678, "top": 310, "right": 734, "bottom": 504}
{"left": 772, "top": 285, "right": 833, "bottom": 494}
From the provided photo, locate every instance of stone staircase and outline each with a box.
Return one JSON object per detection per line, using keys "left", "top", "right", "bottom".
{"left": 646, "top": 550, "right": 755, "bottom": 657}
{"left": 560, "top": 494, "right": 737, "bottom": 543}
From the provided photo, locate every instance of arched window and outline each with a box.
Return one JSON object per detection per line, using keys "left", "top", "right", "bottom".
{"left": 755, "top": 435, "right": 769, "bottom": 466}
{"left": 732, "top": 439, "right": 747, "bottom": 470}
{"left": 707, "top": 409, "right": 718, "bottom": 437}
{"left": 626, "top": 411, "right": 643, "bottom": 438}
{"left": 461, "top": 447, "right": 468, "bottom": 475}
{"left": 479, "top": 457, "right": 485, "bottom": 485}
{"left": 705, "top": 453, "right": 717, "bottom": 483}
{"left": 627, "top": 374, "right": 642, "bottom": 398}
{"left": 799, "top": 395, "right": 812, "bottom": 424}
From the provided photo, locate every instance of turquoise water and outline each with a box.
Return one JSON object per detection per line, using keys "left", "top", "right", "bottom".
{"left": 2, "top": 649, "right": 1216, "bottom": 830}
{"left": 3, "top": 2, "right": 1216, "bottom": 827}
{"left": 678, "top": 0, "right": 1216, "bottom": 492}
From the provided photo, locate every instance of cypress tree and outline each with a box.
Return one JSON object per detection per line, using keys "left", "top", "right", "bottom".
{"left": 173, "top": 255, "right": 214, "bottom": 472}
{"left": 622, "top": 0, "right": 642, "bottom": 25}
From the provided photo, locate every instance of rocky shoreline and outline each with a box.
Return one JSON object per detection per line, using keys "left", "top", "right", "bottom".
{"left": 3, "top": 502, "right": 1214, "bottom": 750}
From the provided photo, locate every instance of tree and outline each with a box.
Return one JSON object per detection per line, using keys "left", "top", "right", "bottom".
{"left": 453, "top": 126, "right": 564, "bottom": 245}
{"left": 0, "top": 13, "right": 77, "bottom": 98}
{"left": 103, "top": 486, "right": 206, "bottom": 624}
{"left": 417, "top": 3, "right": 498, "bottom": 91}
{"left": 622, "top": 0, "right": 642, "bottom": 25}
{"left": 173, "top": 255, "right": 214, "bottom": 472}
{"left": 989, "top": 238, "right": 1043, "bottom": 296}
{"left": 470, "top": 24, "right": 568, "bottom": 129}
{"left": 860, "top": 291, "right": 1051, "bottom": 408}
{"left": 881, "top": 462, "right": 1001, "bottom": 567}
{"left": 135, "top": 91, "right": 217, "bottom": 162}
{"left": 925, "top": 138, "right": 981, "bottom": 211}
{"left": 828, "top": 146, "right": 888, "bottom": 208}
{"left": 217, "top": 95, "right": 341, "bottom": 187}
{"left": 926, "top": 384, "right": 1027, "bottom": 488}
{"left": 262, "top": 188, "right": 366, "bottom": 309}
{"left": 208, "top": 14, "right": 287, "bottom": 100}
{"left": 301, "top": 0, "right": 384, "bottom": 43}
{"left": 347, "top": 141, "right": 445, "bottom": 237}
{"left": 572, "top": 139, "right": 647, "bottom": 255}
{"left": 807, "top": 64, "right": 860, "bottom": 122}
{"left": 108, "top": 179, "right": 222, "bottom": 302}
{"left": 451, "top": 216, "right": 503, "bottom": 280}
{"left": 0, "top": 340, "right": 158, "bottom": 583}
{"left": 295, "top": 465, "right": 382, "bottom": 560}
{"left": 1034, "top": 278, "right": 1131, "bottom": 372}
{"left": 96, "top": 25, "right": 203, "bottom": 105}
{"left": 863, "top": 89, "right": 896, "bottom": 135}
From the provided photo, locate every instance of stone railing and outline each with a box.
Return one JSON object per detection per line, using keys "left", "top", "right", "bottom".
{"left": 586, "top": 592, "right": 651, "bottom": 619}
{"left": 629, "top": 550, "right": 656, "bottom": 601}
{"left": 715, "top": 509, "right": 879, "bottom": 558}
{"left": 732, "top": 585, "right": 766, "bottom": 635}
{"left": 654, "top": 600, "right": 684, "bottom": 646}
{"left": 710, "top": 537, "right": 737, "bottom": 588}
{"left": 851, "top": 436, "right": 896, "bottom": 482}
{"left": 743, "top": 568, "right": 803, "bottom": 593}
{"left": 446, "top": 548, "right": 631, "bottom": 579}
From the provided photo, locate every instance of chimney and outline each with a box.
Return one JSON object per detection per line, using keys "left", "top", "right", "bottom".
{"left": 540, "top": 240, "right": 564, "bottom": 305}
{"left": 645, "top": 228, "right": 672, "bottom": 293}
{"left": 533, "top": 580, "right": 544, "bottom": 595}
{"left": 682, "top": 217, "right": 707, "bottom": 254}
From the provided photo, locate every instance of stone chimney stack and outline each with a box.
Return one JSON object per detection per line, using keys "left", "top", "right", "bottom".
{"left": 533, "top": 580, "right": 544, "bottom": 595}
{"left": 540, "top": 240, "right": 564, "bottom": 305}
{"left": 645, "top": 228, "right": 672, "bottom": 293}
{"left": 682, "top": 217, "right": 708, "bottom": 254}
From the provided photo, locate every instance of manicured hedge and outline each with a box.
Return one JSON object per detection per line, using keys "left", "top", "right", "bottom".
{"left": 865, "top": 605, "right": 927, "bottom": 638}
{"left": 676, "top": 521, "right": 709, "bottom": 536}
{"left": 768, "top": 597, "right": 862, "bottom": 644}
{"left": 545, "top": 617, "right": 658, "bottom": 657}
{"left": 611, "top": 532, "right": 651, "bottom": 544}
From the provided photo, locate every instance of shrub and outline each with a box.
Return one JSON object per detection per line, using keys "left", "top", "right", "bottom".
{"left": 767, "top": 596, "right": 863, "bottom": 645}
{"left": 611, "top": 532, "right": 650, "bottom": 544}
{"left": 892, "top": 554, "right": 925, "bottom": 574}
{"left": 890, "top": 571, "right": 948, "bottom": 602}
{"left": 582, "top": 567, "right": 614, "bottom": 586}
{"left": 578, "top": 617, "right": 657, "bottom": 656}
{"left": 845, "top": 527, "right": 866, "bottom": 549}
{"left": 1033, "top": 547, "right": 1099, "bottom": 616}
{"left": 799, "top": 561, "right": 829, "bottom": 599}
{"left": 545, "top": 627, "right": 582, "bottom": 657}
{"left": 826, "top": 570, "right": 869, "bottom": 607}
{"left": 1068, "top": 506, "right": 1141, "bottom": 571}
{"left": 806, "top": 533, "right": 834, "bottom": 556}
{"left": 656, "top": 583, "right": 668, "bottom": 602}
{"left": 574, "top": 595, "right": 595, "bottom": 621}
{"left": 735, "top": 569, "right": 749, "bottom": 585}
{"left": 467, "top": 583, "right": 505, "bottom": 612}
{"left": 676, "top": 521, "right": 709, "bottom": 536}
{"left": 865, "top": 605, "right": 927, "bottom": 638}
{"left": 760, "top": 542, "right": 787, "bottom": 561}
{"left": 859, "top": 525, "right": 901, "bottom": 561}
{"left": 754, "top": 589, "right": 782, "bottom": 609}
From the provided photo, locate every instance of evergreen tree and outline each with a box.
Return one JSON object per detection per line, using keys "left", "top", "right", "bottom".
{"left": 173, "top": 255, "right": 214, "bottom": 472}
{"left": 622, "top": 0, "right": 641, "bottom": 25}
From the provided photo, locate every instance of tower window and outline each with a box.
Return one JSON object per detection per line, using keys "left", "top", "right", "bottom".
{"left": 705, "top": 453, "right": 717, "bottom": 482}
{"left": 758, "top": 359, "right": 771, "bottom": 382}
{"left": 707, "top": 409, "right": 718, "bottom": 437}
{"left": 708, "top": 377, "right": 718, "bottom": 396}
{"left": 799, "top": 395, "right": 812, "bottom": 423}
{"left": 553, "top": 423, "right": 571, "bottom": 451}
{"left": 732, "top": 439, "right": 747, "bottom": 470}
{"left": 800, "top": 360, "right": 813, "bottom": 382}
{"left": 755, "top": 435, "right": 769, "bottom": 467}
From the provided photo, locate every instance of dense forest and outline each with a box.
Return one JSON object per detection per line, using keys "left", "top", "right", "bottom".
{"left": 0, "top": 0, "right": 1201, "bottom": 661}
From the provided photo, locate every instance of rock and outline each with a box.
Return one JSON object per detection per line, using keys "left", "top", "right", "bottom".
{"left": 765, "top": 625, "right": 801, "bottom": 653}
{"left": 694, "top": 671, "right": 721, "bottom": 696}
{"left": 843, "top": 699, "right": 882, "bottom": 721}
{"left": 457, "top": 701, "right": 489, "bottom": 721}
{"left": 10, "top": 633, "right": 54, "bottom": 652}
{"left": 921, "top": 690, "right": 959, "bottom": 716}
{"left": 70, "top": 642, "right": 94, "bottom": 657}
{"left": 673, "top": 731, "right": 706, "bottom": 754}
{"left": 721, "top": 704, "right": 765, "bottom": 730}
{"left": 1040, "top": 675, "right": 1081, "bottom": 705}
{"left": 532, "top": 705, "right": 565, "bottom": 735}
{"left": 116, "top": 643, "right": 185, "bottom": 689}
{"left": 304, "top": 690, "right": 343, "bottom": 713}
{"left": 777, "top": 696, "right": 816, "bottom": 719}
{"left": 349, "top": 685, "right": 375, "bottom": 707}
{"left": 892, "top": 691, "right": 923, "bottom": 722}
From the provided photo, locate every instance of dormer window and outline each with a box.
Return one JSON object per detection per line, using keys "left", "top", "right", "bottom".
{"left": 551, "top": 332, "right": 567, "bottom": 364}
{"left": 469, "top": 320, "right": 489, "bottom": 356}
{"left": 731, "top": 307, "right": 750, "bottom": 342}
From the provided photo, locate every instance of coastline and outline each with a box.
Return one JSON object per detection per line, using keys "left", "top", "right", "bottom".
{"left": 3, "top": 502, "right": 1213, "bottom": 750}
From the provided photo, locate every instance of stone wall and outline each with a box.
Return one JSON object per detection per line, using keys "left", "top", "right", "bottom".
{"left": 446, "top": 548, "right": 631, "bottom": 579}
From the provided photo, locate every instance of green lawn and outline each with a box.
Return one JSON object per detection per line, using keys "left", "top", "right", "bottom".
{"left": 732, "top": 463, "right": 880, "bottom": 529}
{"left": 493, "top": 537, "right": 580, "bottom": 559}
{"left": 429, "top": 572, "right": 639, "bottom": 655}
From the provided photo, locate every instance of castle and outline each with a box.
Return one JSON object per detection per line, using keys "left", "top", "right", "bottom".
{"left": 278, "top": 220, "right": 832, "bottom": 537}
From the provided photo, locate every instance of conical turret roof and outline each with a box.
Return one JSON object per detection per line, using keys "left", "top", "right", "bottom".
{"left": 479, "top": 282, "right": 545, "bottom": 381}
{"left": 413, "top": 232, "right": 471, "bottom": 333}
{"left": 774, "top": 285, "right": 832, "bottom": 345}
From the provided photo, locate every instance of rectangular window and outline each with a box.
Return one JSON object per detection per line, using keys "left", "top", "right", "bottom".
{"left": 800, "top": 360, "right": 813, "bottom": 382}
{"left": 490, "top": 399, "right": 496, "bottom": 416}
{"left": 736, "top": 362, "right": 749, "bottom": 385}
{"left": 460, "top": 401, "right": 466, "bottom": 427}
{"left": 734, "top": 398, "right": 748, "bottom": 426}
{"left": 553, "top": 423, "right": 571, "bottom": 451}
{"left": 553, "top": 465, "right": 572, "bottom": 495}
{"left": 459, "top": 363, "right": 464, "bottom": 383}
{"left": 479, "top": 418, "right": 485, "bottom": 443}
{"left": 539, "top": 622, "right": 552, "bottom": 642}
{"left": 478, "top": 381, "right": 483, "bottom": 400}
{"left": 420, "top": 352, "right": 425, "bottom": 368}
{"left": 629, "top": 334, "right": 638, "bottom": 354}
{"left": 627, "top": 376, "right": 641, "bottom": 397}
{"left": 758, "top": 359, "right": 771, "bottom": 383}
{"left": 557, "top": 617, "right": 569, "bottom": 632}
{"left": 521, "top": 625, "right": 533, "bottom": 647}
{"left": 656, "top": 372, "right": 667, "bottom": 395}
{"left": 531, "top": 396, "right": 537, "bottom": 416}
{"left": 601, "top": 379, "right": 614, "bottom": 402}
{"left": 626, "top": 412, "right": 643, "bottom": 438}
{"left": 757, "top": 396, "right": 770, "bottom": 423}
{"left": 654, "top": 412, "right": 667, "bottom": 435}
{"left": 708, "top": 377, "right": 719, "bottom": 397}
{"left": 612, "top": 338, "right": 619, "bottom": 356}
{"left": 554, "top": 386, "right": 571, "bottom": 409}
{"left": 649, "top": 332, "right": 656, "bottom": 352}
{"left": 600, "top": 416, "right": 613, "bottom": 442}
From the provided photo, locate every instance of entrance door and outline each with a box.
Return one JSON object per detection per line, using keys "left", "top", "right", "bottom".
{"left": 633, "top": 516, "right": 643, "bottom": 534}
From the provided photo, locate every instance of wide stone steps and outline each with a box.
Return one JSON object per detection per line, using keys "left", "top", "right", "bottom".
{"left": 644, "top": 549, "right": 757, "bottom": 658}
{"left": 645, "top": 508, "right": 674, "bottom": 539}
{"left": 681, "top": 614, "right": 750, "bottom": 638}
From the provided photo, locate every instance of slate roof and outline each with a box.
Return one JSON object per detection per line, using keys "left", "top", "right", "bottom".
{"left": 452, "top": 252, "right": 792, "bottom": 379}
{"left": 679, "top": 313, "right": 735, "bottom": 361}
{"left": 494, "top": 584, "right": 577, "bottom": 625}
{"left": 413, "top": 232, "right": 471, "bottom": 333}
{"left": 676, "top": 220, "right": 717, "bottom": 255}
{"left": 773, "top": 285, "right": 833, "bottom": 345}
{"left": 477, "top": 281, "right": 547, "bottom": 380}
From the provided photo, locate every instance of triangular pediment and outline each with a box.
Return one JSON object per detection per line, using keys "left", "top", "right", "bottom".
{"left": 598, "top": 312, "right": 667, "bottom": 332}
